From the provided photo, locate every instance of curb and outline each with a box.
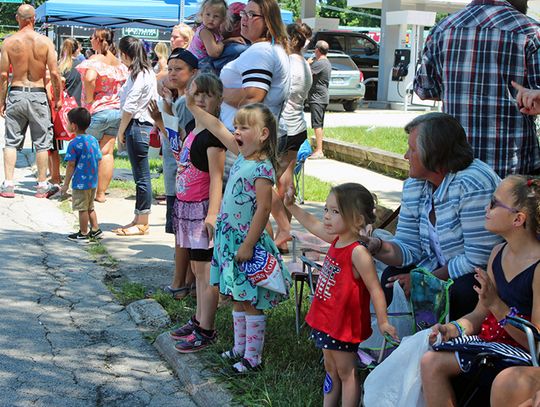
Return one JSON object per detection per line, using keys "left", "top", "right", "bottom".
{"left": 311, "top": 137, "right": 409, "bottom": 179}
{"left": 154, "top": 332, "right": 233, "bottom": 407}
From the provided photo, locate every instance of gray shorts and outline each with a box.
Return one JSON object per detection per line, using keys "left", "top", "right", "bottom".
{"left": 5, "top": 90, "right": 53, "bottom": 152}
{"left": 310, "top": 103, "right": 327, "bottom": 129}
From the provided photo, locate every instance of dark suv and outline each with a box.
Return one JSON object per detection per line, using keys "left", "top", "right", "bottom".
{"left": 308, "top": 30, "right": 379, "bottom": 100}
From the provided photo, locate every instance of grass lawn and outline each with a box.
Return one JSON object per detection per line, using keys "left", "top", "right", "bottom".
{"left": 113, "top": 282, "right": 325, "bottom": 406}
{"left": 308, "top": 126, "right": 408, "bottom": 156}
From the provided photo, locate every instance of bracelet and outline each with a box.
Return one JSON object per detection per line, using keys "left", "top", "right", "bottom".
{"left": 498, "top": 306, "right": 519, "bottom": 327}
{"left": 371, "top": 237, "right": 383, "bottom": 256}
{"left": 450, "top": 320, "right": 466, "bottom": 337}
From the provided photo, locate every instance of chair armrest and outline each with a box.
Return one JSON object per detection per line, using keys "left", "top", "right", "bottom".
{"left": 507, "top": 315, "right": 540, "bottom": 367}
{"left": 507, "top": 316, "right": 540, "bottom": 340}
{"left": 299, "top": 254, "right": 322, "bottom": 295}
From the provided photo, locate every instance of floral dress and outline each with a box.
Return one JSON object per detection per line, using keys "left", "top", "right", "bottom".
{"left": 209, "top": 154, "right": 290, "bottom": 310}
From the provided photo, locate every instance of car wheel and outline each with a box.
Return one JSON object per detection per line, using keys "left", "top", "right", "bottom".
{"left": 343, "top": 100, "right": 358, "bottom": 112}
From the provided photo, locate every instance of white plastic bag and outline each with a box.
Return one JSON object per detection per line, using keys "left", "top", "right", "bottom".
{"left": 363, "top": 329, "right": 438, "bottom": 407}
{"left": 360, "top": 282, "right": 414, "bottom": 352}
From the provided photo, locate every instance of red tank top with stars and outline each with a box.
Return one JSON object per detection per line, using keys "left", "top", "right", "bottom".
{"left": 305, "top": 238, "right": 372, "bottom": 344}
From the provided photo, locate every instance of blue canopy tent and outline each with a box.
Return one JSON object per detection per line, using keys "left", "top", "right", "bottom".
{"left": 36, "top": 0, "right": 294, "bottom": 28}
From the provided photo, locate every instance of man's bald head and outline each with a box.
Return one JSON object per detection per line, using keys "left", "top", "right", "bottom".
{"left": 16, "top": 4, "right": 35, "bottom": 22}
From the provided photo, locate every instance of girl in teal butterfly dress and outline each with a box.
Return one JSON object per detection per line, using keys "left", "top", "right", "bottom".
{"left": 186, "top": 86, "right": 290, "bottom": 373}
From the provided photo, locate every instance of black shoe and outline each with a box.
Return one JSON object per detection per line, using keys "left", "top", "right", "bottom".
{"left": 67, "top": 231, "right": 89, "bottom": 243}
{"left": 89, "top": 228, "right": 103, "bottom": 239}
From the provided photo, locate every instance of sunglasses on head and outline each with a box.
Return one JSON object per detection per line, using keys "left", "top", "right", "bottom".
{"left": 489, "top": 196, "right": 519, "bottom": 213}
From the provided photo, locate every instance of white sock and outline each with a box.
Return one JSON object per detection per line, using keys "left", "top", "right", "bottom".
{"left": 232, "top": 311, "right": 246, "bottom": 357}
{"left": 3, "top": 180, "right": 14, "bottom": 187}
{"left": 243, "top": 314, "right": 266, "bottom": 367}
{"left": 38, "top": 181, "right": 48, "bottom": 188}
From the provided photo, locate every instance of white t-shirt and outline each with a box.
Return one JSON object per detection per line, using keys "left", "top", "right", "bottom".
{"left": 220, "top": 41, "right": 290, "bottom": 131}
{"left": 281, "top": 54, "right": 312, "bottom": 137}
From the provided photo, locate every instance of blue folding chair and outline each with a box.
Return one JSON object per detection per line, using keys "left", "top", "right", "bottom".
{"left": 294, "top": 139, "right": 312, "bottom": 204}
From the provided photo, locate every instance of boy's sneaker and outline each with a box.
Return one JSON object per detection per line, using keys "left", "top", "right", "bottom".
{"left": 89, "top": 229, "right": 103, "bottom": 240}
{"left": 35, "top": 183, "right": 60, "bottom": 199}
{"left": 67, "top": 231, "right": 90, "bottom": 243}
{"left": 175, "top": 329, "right": 217, "bottom": 353}
{"left": 0, "top": 183, "right": 15, "bottom": 198}
{"left": 170, "top": 316, "right": 199, "bottom": 341}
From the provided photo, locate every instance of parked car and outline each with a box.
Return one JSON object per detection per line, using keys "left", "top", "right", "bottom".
{"left": 305, "top": 51, "right": 366, "bottom": 112}
{"left": 308, "top": 30, "right": 379, "bottom": 100}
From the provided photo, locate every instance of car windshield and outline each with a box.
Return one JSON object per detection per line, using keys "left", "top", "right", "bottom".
{"left": 328, "top": 56, "right": 357, "bottom": 71}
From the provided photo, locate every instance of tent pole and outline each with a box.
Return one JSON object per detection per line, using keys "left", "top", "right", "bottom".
{"left": 179, "top": 0, "right": 184, "bottom": 23}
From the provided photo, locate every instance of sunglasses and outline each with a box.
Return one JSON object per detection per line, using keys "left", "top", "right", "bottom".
{"left": 489, "top": 196, "right": 519, "bottom": 213}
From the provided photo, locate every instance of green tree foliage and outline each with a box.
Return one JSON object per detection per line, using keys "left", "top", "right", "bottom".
{"left": 0, "top": 0, "right": 45, "bottom": 27}
{"left": 280, "top": 0, "right": 380, "bottom": 27}
{"left": 318, "top": 0, "right": 381, "bottom": 27}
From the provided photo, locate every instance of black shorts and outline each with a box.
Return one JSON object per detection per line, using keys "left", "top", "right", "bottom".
{"left": 310, "top": 329, "right": 359, "bottom": 353}
{"left": 310, "top": 103, "right": 327, "bottom": 129}
{"left": 165, "top": 195, "right": 175, "bottom": 234}
{"left": 188, "top": 247, "right": 214, "bottom": 262}
{"left": 50, "top": 138, "right": 64, "bottom": 152}
{"left": 278, "top": 130, "right": 307, "bottom": 153}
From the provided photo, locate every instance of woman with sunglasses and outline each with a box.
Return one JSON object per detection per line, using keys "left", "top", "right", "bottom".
{"left": 77, "top": 28, "right": 128, "bottom": 203}
{"left": 360, "top": 112, "right": 502, "bottom": 320}
{"left": 419, "top": 175, "right": 540, "bottom": 406}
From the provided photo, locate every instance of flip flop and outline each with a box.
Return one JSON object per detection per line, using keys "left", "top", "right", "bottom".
{"left": 112, "top": 223, "right": 136, "bottom": 234}
{"left": 308, "top": 152, "right": 325, "bottom": 160}
{"left": 115, "top": 224, "right": 149, "bottom": 236}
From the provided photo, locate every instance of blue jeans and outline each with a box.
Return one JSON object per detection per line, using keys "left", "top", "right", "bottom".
{"left": 125, "top": 121, "right": 152, "bottom": 215}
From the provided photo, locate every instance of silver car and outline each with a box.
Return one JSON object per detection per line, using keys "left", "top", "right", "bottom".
{"left": 306, "top": 51, "right": 366, "bottom": 112}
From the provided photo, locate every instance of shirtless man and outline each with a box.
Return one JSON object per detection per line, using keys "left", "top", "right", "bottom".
{"left": 0, "top": 4, "right": 62, "bottom": 198}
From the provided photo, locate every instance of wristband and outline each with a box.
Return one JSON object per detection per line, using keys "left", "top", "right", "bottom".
{"left": 450, "top": 320, "right": 466, "bottom": 337}
{"left": 498, "top": 306, "right": 519, "bottom": 327}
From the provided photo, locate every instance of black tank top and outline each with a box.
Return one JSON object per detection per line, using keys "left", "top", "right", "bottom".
{"left": 492, "top": 243, "right": 540, "bottom": 315}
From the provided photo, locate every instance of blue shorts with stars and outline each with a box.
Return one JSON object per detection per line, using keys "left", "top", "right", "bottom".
{"left": 310, "top": 329, "right": 359, "bottom": 353}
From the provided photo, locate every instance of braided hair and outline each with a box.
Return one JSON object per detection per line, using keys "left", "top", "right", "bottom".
{"left": 508, "top": 175, "right": 540, "bottom": 240}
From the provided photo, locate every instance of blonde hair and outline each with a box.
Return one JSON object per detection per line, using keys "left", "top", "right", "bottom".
{"left": 154, "top": 42, "right": 170, "bottom": 61}
{"left": 234, "top": 103, "right": 278, "bottom": 171}
{"left": 172, "top": 23, "right": 194, "bottom": 48}
{"left": 197, "top": 0, "right": 228, "bottom": 24}
{"left": 58, "top": 37, "right": 77, "bottom": 74}
{"left": 249, "top": 0, "right": 289, "bottom": 53}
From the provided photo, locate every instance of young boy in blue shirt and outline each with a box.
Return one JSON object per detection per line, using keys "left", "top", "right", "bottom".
{"left": 60, "top": 107, "right": 103, "bottom": 242}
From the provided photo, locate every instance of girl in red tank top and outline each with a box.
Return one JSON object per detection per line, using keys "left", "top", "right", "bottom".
{"left": 285, "top": 182, "right": 398, "bottom": 407}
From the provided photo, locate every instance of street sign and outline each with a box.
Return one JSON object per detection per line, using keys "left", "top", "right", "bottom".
{"left": 121, "top": 27, "right": 159, "bottom": 40}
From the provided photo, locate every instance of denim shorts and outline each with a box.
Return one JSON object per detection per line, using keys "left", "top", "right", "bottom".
{"left": 87, "top": 109, "right": 121, "bottom": 141}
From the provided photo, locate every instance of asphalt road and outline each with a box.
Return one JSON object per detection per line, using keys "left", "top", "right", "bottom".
{"left": 0, "top": 149, "right": 195, "bottom": 407}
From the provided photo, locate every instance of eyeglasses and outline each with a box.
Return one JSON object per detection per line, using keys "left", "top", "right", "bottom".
{"left": 489, "top": 196, "right": 519, "bottom": 213}
{"left": 239, "top": 10, "right": 263, "bottom": 20}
